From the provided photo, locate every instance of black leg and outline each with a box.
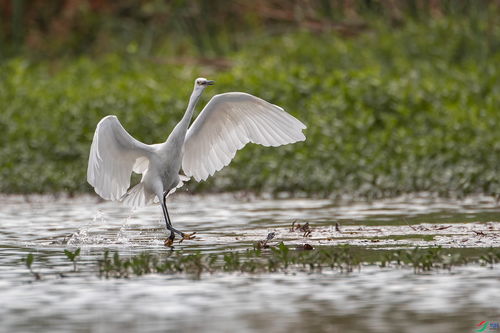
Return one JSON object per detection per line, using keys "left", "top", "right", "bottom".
{"left": 161, "top": 193, "right": 184, "bottom": 238}
{"left": 162, "top": 193, "right": 196, "bottom": 246}
{"left": 161, "top": 201, "right": 175, "bottom": 237}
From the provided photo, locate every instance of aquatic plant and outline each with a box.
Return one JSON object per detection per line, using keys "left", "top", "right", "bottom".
{"left": 21, "top": 245, "right": 500, "bottom": 281}
{"left": 64, "top": 248, "right": 81, "bottom": 272}
{"left": 25, "top": 253, "right": 41, "bottom": 280}
{"left": 95, "top": 245, "right": 500, "bottom": 279}
{"left": 374, "top": 246, "right": 481, "bottom": 273}
{"left": 479, "top": 248, "right": 500, "bottom": 268}
{"left": 98, "top": 250, "right": 218, "bottom": 279}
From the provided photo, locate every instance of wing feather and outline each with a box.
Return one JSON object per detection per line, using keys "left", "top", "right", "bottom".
{"left": 182, "top": 92, "right": 306, "bottom": 182}
{"left": 87, "top": 115, "right": 154, "bottom": 201}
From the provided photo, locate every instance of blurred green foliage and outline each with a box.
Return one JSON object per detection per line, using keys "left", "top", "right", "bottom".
{"left": 1, "top": 0, "right": 497, "bottom": 59}
{"left": 0, "top": 14, "right": 499, "bottom": 197}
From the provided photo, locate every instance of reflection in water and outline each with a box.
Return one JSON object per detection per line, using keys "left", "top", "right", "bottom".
{"left": 0, "top": 194, "right": 499, "bottom": 332}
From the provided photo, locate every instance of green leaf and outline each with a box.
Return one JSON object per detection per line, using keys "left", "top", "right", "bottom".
{"left": 26, "top": 253, "right": 33, "bottom": 269}
{"left": 64, "top": 249, "right": 73, "bottom": 260}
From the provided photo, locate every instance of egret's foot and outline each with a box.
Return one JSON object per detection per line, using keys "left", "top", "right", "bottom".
{"left": 164, "top": 234, "right": 175, "bottom": 247}
{"left": 179, "top": 232, "right": 197, "bottom": 243}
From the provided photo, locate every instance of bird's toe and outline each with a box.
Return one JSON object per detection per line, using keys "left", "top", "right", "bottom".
{"left": 164, "top": 237, "right": 175, "bottom": 247}
{"left": 179, "top": 232, "right": 197, "bottom": 243}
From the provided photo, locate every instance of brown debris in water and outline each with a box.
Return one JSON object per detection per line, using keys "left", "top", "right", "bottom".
{"left": 296, "top": 243, "right": 314, "bottom": 251}
{"left": 408, "top": 224, "right": 430, "bottom": 231}
{"left": 255, "top": 232, "right": 276, "bottom": 249}
{"left": 435, "top": 225, "right": 452, "bottom": 230}
{"left": 290, "top": 221, "right": 312, "bottom": 237}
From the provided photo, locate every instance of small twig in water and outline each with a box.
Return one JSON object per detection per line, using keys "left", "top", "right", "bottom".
{"left": 299, "top": 222, "right": 312, "bottom": 237}
{"left": 255, "top": 232, "right": 276, "bottom": 249}
{"left": 405, "top": 220, "right": 418, "bottom": 231}
{"left": 435, "top": 225, "right": 453, "bottom": 230}
{"left": 290, "top": 221, "right": 313, "bottom": 237}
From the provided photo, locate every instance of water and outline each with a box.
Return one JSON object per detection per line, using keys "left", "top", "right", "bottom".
{"left": 1, "top": 194, "right": 499, "bottom": 332}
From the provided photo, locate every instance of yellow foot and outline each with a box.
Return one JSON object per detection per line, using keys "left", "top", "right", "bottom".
{"left": 179, "top": 232, "right": 197, "bottom": 243}
{"left": 164, "top": 238, "right": 174, "bottom": 247}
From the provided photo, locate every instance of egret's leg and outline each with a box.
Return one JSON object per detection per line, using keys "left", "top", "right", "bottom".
{"left": 160, "top": 201, "right": 176, "bottom": 247}
{"left": 161, "top": 195, "right": 185, "bottom": 237}
{"left": 162, "top": 194, "right": 196, "bottom": 245}
{"left": 161, "top": 201, "right": 175, "bottom": 234}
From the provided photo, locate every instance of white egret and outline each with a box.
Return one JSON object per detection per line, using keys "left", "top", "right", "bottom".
{"left": 87, "top": 78, "right": 306, "bottom": 246}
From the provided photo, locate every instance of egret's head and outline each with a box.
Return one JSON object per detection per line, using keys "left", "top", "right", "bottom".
{"left": 194, "top": 77, "right": 215, "bottom": 91}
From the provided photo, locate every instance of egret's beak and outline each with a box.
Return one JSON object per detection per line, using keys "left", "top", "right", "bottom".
{"left": 206, "top": 80, "right": 215, "bottom": 86}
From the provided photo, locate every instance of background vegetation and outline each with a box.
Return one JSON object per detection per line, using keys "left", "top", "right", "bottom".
{"left": 0, "top": 0, "right": 499, "bottom": 198}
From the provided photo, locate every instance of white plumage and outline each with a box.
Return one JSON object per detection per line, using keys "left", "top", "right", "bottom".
{"left": 87, "top": 78, "right": 306, "bottom": 244}
{"left": 87, "top": 115, "right": 154, "bottom": 201}
{"left": 183, "top": 92, "right": 306, "bottom": 181}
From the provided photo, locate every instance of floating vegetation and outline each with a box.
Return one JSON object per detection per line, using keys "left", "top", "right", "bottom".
{"left": 95, "top": 243, "right": 367, "bottom": 279}
{"left": 95, "top": 245, "right": 500, "bottom": 278}
{"left": 480, "top": 249, "right": 500, "bottom": 269}
{"left": 24, "top": 244, "right": 500, "bottom": 281}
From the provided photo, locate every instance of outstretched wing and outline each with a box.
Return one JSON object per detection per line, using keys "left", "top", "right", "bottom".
{"left": 182, "top": 92, "right": 306, "bottom": 182}
{"left": 87, "top": 115, "right": 155, "bottom": 201}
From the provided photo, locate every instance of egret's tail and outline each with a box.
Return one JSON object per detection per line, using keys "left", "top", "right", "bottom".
{"left": 121, "top": 183, "right": 155, "bottom": 208}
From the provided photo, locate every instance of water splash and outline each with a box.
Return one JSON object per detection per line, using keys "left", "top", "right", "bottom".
{"left": 67, "top": 210, "right": 105, "bottom": 246}
{"left": 115, "top": 210, "right": 136, "bottom": 245}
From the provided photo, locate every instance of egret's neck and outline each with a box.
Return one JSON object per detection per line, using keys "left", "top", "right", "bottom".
{"left": 166, "top": 89, "right": 202, "bottom": 144}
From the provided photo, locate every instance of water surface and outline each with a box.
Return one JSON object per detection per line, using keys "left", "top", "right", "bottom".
{"left": 1, "top": 194, "right": 499, "bottom": 332}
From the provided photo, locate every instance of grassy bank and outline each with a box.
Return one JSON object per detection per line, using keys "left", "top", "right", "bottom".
{"left": 1, "top": 16, "right": 499, "bottom": 197}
